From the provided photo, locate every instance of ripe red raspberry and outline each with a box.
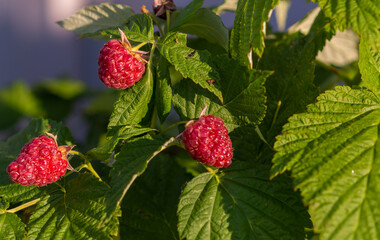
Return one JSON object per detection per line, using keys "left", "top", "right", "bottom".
{"left": 98, "top": 30, "right": 147, "bottom": 89}
{"left": 182, "top": 115, "right": 233, "bottom": 168}
{"left": 7, "top": 133, "right": 75, "bottom": 186}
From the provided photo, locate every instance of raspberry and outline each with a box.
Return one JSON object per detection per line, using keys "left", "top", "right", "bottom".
{"left": 98, "top": 30, "right": 147, "bottom": 89}
{"left": 182, "top": 115, "right": 233, "bottom": 168}
{"left": 7, "top": 133, "right": 75, "bottom": 186}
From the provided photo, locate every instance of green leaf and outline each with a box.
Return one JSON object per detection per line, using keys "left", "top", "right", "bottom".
{"left": 178, "top": 162, "right": 311, "bottom": 240}
{"left": 155, "top": 56, "right": 173, "bottom": 123}
{"left": 176, "top": 8, "right": 229, "bottom": 50}
{"left": 37, "top": 78, "right": 85, "bottom": 100}
{"left": 102, "top": 14, "right": 155, "bottom": 43}
{"left": 259, "top": 11, "right": 336, "bottom": 142}
{"left": 0, "top": 81, "right": 44, "bottom": 130}
{"left": 272, "top": 86, "right": 380, "bottom": 240}
{"left": 26, "top": 174, "right": 119, "bottom": 240}
{"left": 86, "top": 126, "right": 156, "bottom": 161}
{"left": 124, "top": 14, "right": 154, "bottom": 43}
{"left": 359, "top": 39, "right": 380, "bottom": 94}
{"left": 106, "top": 135, "right": 176, "bottom": 219}
{"left": 0, "top": 81, "right": 44, "bottom": 117}
{"left": 313, "top": 0, "right": 380, "bottom": 51}
{"left": 57, "top": 3, "right": 134, "bottom": 38}
{"left": 0, "top": 118, "right": 73, "bottom": 186}
{"left": 230, "top": 0, "right": 280, "bottom": 62}
{"left": 172, "top": 55, "right": 269, "bottom": 131}
{"left": 159, "top": 32, "right": 223, "bottom": 103}
{"left": 107, "top": 60, "right": 154, "bottom": 136}
{"left": 0, "top": 185, "right": 40, "bottom": 203}
{"left": 120, "top": 155, "right": 191, "bottom": 240}
{"left": 0, "top": 213, "right": 25, "bottom": 240}
{"left": 170, "top": 0, "right": 204, "bottom": 31}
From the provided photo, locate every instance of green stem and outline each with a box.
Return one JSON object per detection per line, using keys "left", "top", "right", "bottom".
{"left": 6, "top": 198, "right": 41, "bottom": 214}
{"left": 271, "top": 100, "right": 282, "bottom": 129}
{"left": 146, "top": 11, "right": 164, "bottom": 37}
{"left": 161, "top": 120, "right": 188, "bottom": 134}
{"left": 132, "top": 42, "right": 148, "bottom": 51}
{"left": 70, "top": 150, "right": 86, "bottom": 160}
{"left": 255, "top": 126, "right": 274, "bottom": 151}
{"left": 69, "top": 150, "right": 102, "bottom": 182}
{"left": 166, "top": 9, "right": 171, "bottom": 33}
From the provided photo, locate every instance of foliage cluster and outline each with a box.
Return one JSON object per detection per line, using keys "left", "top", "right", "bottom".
{"left": 0, "top": 0, "right": 379, "bottom": 239}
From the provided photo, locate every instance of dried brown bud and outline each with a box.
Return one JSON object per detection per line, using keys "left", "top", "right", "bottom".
{"left": 153, "top": 0, "right": 177, "bottom": 20}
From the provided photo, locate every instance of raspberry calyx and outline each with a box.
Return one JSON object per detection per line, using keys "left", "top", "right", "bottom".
{"left": 7, "top": 133, "right": 75, "bottom": 186}
{"left": 181, "top": 109, "right": 233, "bottom": 168}
{"left": 98, "top": 29, "right": 148, "bottom": 89}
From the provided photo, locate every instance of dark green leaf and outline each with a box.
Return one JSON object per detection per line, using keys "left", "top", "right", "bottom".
{"left": 107, "top": 60, "right": 154, "bottom": 136}
{"left": 176, "top": 8, "right": 229, "bottom": 50}
{"left": 230, "top": 0, "right": 280, "bottom": 63}
{"left": 159, "top": 32, "right": 223, "bottom": 103}
{"left": 37, "top": 78, "right": 85, "bottom": 100}
{"left": 178, "top": 162, "right": 311, "bottom": 239}
{"left": 259, "top": 11, "right": 336, "bottom": 142}
{"left": 0, "top": 185, "right": 40, "bottom": 204}
{"left": 103, "top": 14, "right": 155, "bottom": 43}
{"left": 26, "top": 174, "right": 119, "bottom": 240}
{"left": 172, "top": 55, "right": 269, "bottom": 131}
{"left": 359, "top": 38, "right": 380, "bottom": 94}
{"left": 170, "top": 0, "right": 204, "bottom": 31}
{"left": 57, "top": 3, "right": 134, "bottom": 38}
{"left": 0, "top": 213, "right": 25, "bottom": 240}
{"left": 272, "top": 86, "right": 380, "bottom": 240}
{"left": 86, "top": 126, "right": 156, "bottom": 161}
{"left": 0, "top": 81, "right": 44, "bottom": 117}
{"left": 106, "top": 135, "right": 176, "bottom": 219}
{"left": 156, "top": 56, "right": 173, "bottom": 123}
{"left": 120, "top": 155, "right": 191, "bottom": 240}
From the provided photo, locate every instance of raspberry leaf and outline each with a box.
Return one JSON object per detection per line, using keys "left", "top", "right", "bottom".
{"left": 313, "top": 0, "right": 380, "bottom": 51}
{"left": 57, "top": 3, "right": 134, "bottom": 39}
{"left": 107, "top": 60, "right": 154, "bottom": 136}
{"left": 170, "top": 0, "right": 204, "bottom": 31}
{"left": 259, "top": 11, "right": 336, "bottom": 142}
{"left": 86, "top": 127, "right": 156, "bottom": 161}
{"left": 26, "top": 174, "right": 119, "bottom": 240}
{"left": 230, "top": 0, "right": 280, "bottom": 63}
{"left": 158, "top": 32, "right": 223, "bottom": 103}
{"left": 102, "top": 14, "right": 155, "bottom": 43}
{"left": 156, "top": 56, "right": 173, "bottom": 123}
{"left": 359, "top": 39, "right": 380, "bottom": 94}
{"left": 175, "top": 8, "right": 229, "bottom": 50}
{"left": 106, "top": 135, "right": 177, "bottom": 220}
{"left": 177, "top": 162, "right": 311, "bottom": 240}
{"left": 0, "top": 185, "right": 40, "bottom": 204}
{"left": 120, "top": 155, "right": 191, "bottom": 240}
{"left": 272, "top": 86, "right": 380, "bottom": 239}
{"left": 172, "top": 55, "right": 270, "bottom": 131}
{"left": 0, "top": 213, "right": 25, "bottom": 240}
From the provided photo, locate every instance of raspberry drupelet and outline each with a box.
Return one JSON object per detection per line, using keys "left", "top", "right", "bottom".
{"left": 7, "top": 133, "right": 75, "bottom": 186}
{"left": 98, "top": 29, "right": 147, "bottom": 89}
{"left": 182, "top": 115, "right": 233, "bottom": 168}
